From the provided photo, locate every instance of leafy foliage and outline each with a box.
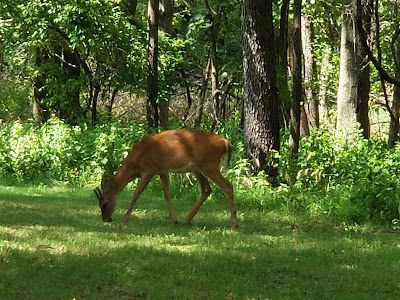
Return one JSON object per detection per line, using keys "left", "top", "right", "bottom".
{"left": 0, "top": 120, "right": 399, "bottom": 226}
{"left": 0, "top": 118, "right": 145, "bottom": 185}
{"left": 280, "top": 129, "right": 400, "bottom": 225}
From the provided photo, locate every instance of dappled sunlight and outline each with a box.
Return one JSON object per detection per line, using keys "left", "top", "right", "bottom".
{"left": 1, "top": 186, "right": 400, "bottom": 299}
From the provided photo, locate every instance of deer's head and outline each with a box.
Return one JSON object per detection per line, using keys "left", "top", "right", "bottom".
{"left": 94, "top": 178, "right": 117, "bottom": 222}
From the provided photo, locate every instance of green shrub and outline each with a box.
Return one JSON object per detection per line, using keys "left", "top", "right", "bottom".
{"left": 1, "top": 118, "right": 399, "bottom": 225}
{"left": 0, "top": 118, "right": 146, "bottom": 186}
{"left": 279, "top": 129, "right": 400, "bottom": 225}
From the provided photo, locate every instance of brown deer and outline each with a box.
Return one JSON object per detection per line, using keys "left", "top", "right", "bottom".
{"left": 93, "top": 129, "right": 239, "bottom": 228}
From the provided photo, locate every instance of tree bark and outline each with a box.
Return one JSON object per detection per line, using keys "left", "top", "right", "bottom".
{"left": 277, "top": 0, "right": 290, "bottom": 129}
{"left": 336, "top": 0, "right": 362, "bottom": 139}
{"left": 337, "top": 0, "right": 372, "bottom": 139}
{"left": 146, "top": 0, "right": 160, "bottom": 130}
{"left": 158, "top": 0, "right": 175, "bottom": 130}
{"left": 290, "top": 0, "right": 302, "bottom": 155}
{"left": 356, "top": 0, "right": 372, "bottom": 138}
{"left": 318, "top": 51, "right": 331, "bottom": 124}
{"left": 301, "top": 14, "right": 318, "bottom": 131}
{"left": 194, "top": 57, "right": 211, "bottom": 129}
{"left": 388, "top": 26, "right": 400, "bottom": 147}
{"left": 204, "top": 0, "right": 222, "bottom": 131}
{"left": 242, "top": 0, "right": 280, "bottom": 179}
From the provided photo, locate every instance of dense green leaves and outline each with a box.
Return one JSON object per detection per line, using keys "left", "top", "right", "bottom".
{"left": 0, "top": 118, "right": 145, "bottom": 185}
{"left": 1, "top": 119, "right": 398, "bottom": 225}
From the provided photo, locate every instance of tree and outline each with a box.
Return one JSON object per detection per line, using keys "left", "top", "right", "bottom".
{"left": 289, "top": 0, "right": 302, "bottom": 155}
{"left": 336, "top": 0, "right": 371, "bottom": 139}
{"left": 301, "top": 13, "right": 318, "bottom": 131}
{"left": 146, "top": 0, "right": 160, "bottom": 130}
{"left": 158, "top": 0, "right": 175, "bottom": 130}
{"left": 242, "top": 0, "right": 280, "bottom": 179}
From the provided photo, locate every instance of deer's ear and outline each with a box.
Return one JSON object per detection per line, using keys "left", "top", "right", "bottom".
{"left": 93, "top": 188, "right": 101, "bottom": 201}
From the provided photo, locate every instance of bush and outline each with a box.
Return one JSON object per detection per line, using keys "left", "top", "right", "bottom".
{"left": 0, "top": 118, "right": 145, "bottom": 186}
{"left": 1, "top": 118, "right": 399, "bottom": 225}
{"left": 279, "top": 129, "right": 400, "bottom": 225}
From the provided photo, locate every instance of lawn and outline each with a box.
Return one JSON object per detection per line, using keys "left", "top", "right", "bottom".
{"left": 0, "top": 184, "right": 399, "bottom": 299}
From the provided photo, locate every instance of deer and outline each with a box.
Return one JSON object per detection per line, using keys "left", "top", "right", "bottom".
{"left": 93, "top": 129, "right": 239, "bottom": 229}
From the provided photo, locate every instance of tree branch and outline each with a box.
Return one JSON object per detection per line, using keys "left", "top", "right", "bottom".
{"left": 356, "top": 0, "right": 400, "bottom": 88}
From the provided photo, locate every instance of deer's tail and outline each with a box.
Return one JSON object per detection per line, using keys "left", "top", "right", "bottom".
{"left": 224, "top": 139, "right": 232, "bottom": 167}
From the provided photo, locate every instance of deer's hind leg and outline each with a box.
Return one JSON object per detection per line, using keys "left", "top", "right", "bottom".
{"left": 183, "top": 172, "right": 212, "bottom": 225}
{"left": 200, "top": 168, "right": 238, "bottom": 229}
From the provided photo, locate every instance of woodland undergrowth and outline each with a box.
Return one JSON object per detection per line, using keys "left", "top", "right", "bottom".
{"left": 0, "top": 117, "right": 399, "bottom": 226}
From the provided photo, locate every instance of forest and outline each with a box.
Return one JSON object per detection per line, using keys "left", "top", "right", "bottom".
{"left": 1, "top": 0, "right": 400, "bottom": 299}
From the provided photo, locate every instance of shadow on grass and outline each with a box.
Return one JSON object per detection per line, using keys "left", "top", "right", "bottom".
{"left": 0, "top": 186, "right": 290, "bottom": 236}
{"left": 1, "top": 230, "right": 400, "bottom": 299}
{"left": 1, "top": 186, "right": 400, "bottom": 299}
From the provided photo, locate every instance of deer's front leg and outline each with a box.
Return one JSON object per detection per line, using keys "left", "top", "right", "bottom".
{"left": 123, "top": 175, "right": 153, "bottom": 223}
{"left": 160, "top": 173, "right": 178, "bottom": 224}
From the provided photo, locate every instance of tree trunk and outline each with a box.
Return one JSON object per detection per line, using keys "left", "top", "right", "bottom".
{"left": 204, "top": 0, "right": 222, "bottom": 131}
{"left": 146, "top": 0, "right": 160, "bottom": 130}
{"left": 32, "top": 48, "right": 50, "bottom": 123}
{"left": 301, "top": 14, "right": 318, "bottom": 131}
{"left": 318, "top": 51, "right": 331, "bottom": 124}
{"left": 388, "top": 25, "right": 400, "bottom": 147}
{"left": 194, "top": 57, "right": 211, "bottom": 129}
{"left": 356, "top": 0, "right": 372, "bottom": 138}
{"left": 336, "top": 0, "right": 370, "bottom": 140}
{"left": 159, "top": 0, "right": 175, "bottom": 35}
{"left": 123, "top": 0, "right": 143, "bottom": 29}
{"left": 242, "top": 0, "right": 280, "bottom": 179}
{"left": 62, "top": 49, "right": 83, "bottom": 124}
{"left": 158, "top": 0, "right": 175, "bottom": 130}
{"left": 277, "top": 0, "right": 290, "bottom": 129}
{"left": 336, "top": 0, "right": 360, "bottom": 139}
{"left": 289, "top": 0, "right": 302, "bottom": 155}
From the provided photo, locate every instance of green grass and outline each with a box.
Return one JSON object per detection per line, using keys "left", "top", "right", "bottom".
{"left": 1, "top": 184, "right": 400, "bottom": 299}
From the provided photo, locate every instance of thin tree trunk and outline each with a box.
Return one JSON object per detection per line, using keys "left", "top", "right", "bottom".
{"left": 301, "top": 14, "right": 318, "bottom": 131}
{"left": 204, "top": 0, "right": 221, "bottom": 131}
{"left": 91, "top": 84, "right": 101, "bottom": 124}
{"left": 277, "top": 0, "right": 290, "bottom": 129}
{"left": 146, "top": 0, "right": 160, "bottom": 130}
{"left": 32, "top": 48, "right": 50, "bottom": 123}
{"left": 356, "top": 0, "right": 372, "bottom": 138}
{"left": 388, "top": 25, "right": 400, "bottom": 147}
{"left": 289, "top": 0, "right": 302, "bottom": 155}
{"left": 194, "top": 57, "right": 211, "bottom": 129}
{"left": 158, "top": 0, "right": 175, "bottom": 130}
{"left": 318, "top": 51, "right": 331, "bottom": 124}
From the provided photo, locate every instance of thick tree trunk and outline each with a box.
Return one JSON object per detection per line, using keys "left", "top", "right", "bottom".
{"left": 242, "top": 0, "right": 280, "bottom": 179}
{"left": 336, "top": 0, "right": 360, "bottom": 139}
{"left": 146, "top": 0, "right": 160, "bottom": 130}
{"left": 337, "top": 0, "right": 371, "bottom": 140}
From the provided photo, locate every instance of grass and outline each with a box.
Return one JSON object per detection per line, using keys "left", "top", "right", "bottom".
{"left": 1, "top": 183, "right": 400, "bottom": 300}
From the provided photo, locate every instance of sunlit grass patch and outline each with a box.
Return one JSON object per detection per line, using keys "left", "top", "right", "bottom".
{"left": 1, "top": 185, "right": 400, "bottom": 299}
